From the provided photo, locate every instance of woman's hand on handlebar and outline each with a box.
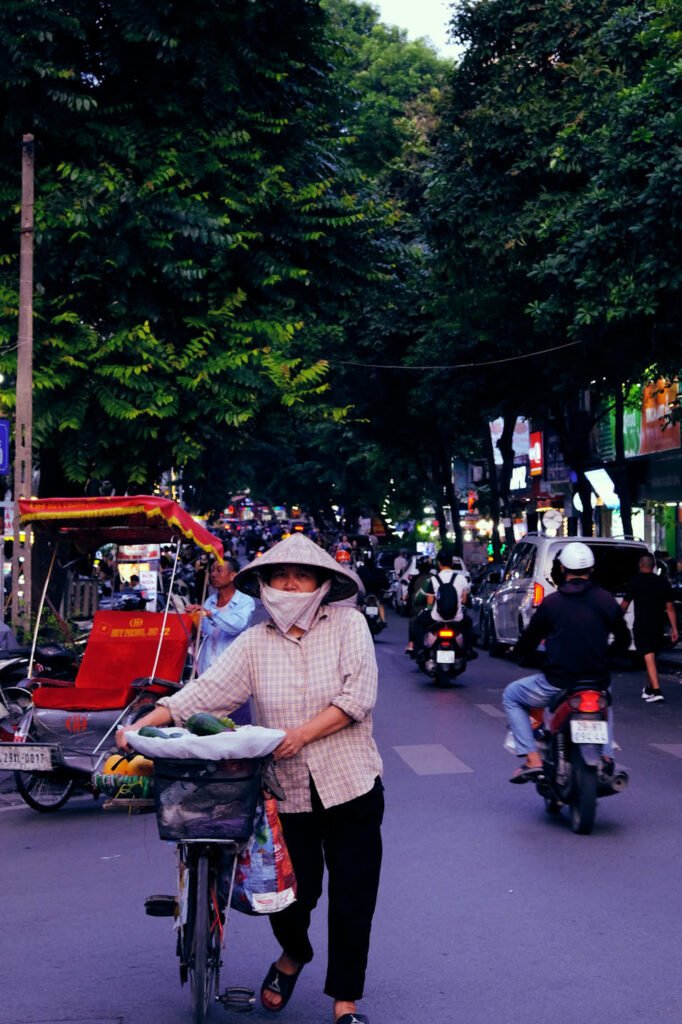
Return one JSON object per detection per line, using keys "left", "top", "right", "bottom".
{"left": 115, "top": 724, "right": 134, "bottom": 751}
{"left": 115, "top": 705, "right": 173, "bottom": 751}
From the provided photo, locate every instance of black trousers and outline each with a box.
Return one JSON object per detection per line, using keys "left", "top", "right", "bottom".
{"left": 269, "top": 776, "right": 384, "bottom": 1001}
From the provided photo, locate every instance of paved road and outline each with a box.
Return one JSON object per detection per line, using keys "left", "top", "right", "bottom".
{"left": 2, "top": 609, "right": 682, "bottom": 1024}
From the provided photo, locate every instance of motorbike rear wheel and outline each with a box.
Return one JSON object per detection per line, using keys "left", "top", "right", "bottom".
{"left": 569, "top": 747, "right": 598, "bottom": 834}
{"left": 15, "top": 770, "right": 75, "bottom": 812}
{"left": 434, "top": 665, "right": 454, "bottom": 687}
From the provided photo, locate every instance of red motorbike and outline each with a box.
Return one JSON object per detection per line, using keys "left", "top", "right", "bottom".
{"left": 534, "top": 680, "right": 628, "bottom": 834}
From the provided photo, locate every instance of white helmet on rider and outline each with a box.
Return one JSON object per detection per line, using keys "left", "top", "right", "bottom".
{"left": 558, "top": 542, "right": 595, "bottom": 571}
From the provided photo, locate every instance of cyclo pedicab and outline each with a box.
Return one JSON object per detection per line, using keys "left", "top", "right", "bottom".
{"left": 0, "top": 495, "right": 288, "bottom": 1022}
{"left": 0, "top": 494, "right": 223, "bottom": 811}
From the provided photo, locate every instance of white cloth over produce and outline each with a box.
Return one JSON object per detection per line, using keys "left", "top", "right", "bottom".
{"left": 126, "top": 724, "right": 285, "bottom": 760}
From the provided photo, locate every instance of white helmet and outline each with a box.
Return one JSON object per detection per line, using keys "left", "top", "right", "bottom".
{"left": 559, "top": 542, "right": 595, "bottom": 571}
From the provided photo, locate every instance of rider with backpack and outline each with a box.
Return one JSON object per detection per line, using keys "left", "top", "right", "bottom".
{"left": 407, "top": 549, "right": 476, "bottom": 658}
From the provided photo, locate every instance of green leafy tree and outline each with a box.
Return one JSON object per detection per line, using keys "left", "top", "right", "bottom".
{"left": 528, "top": 0, "right": 682, "bottom": 377}
{"left": 323, "top": 0, "right": 449, "bottom": 177}
{"left": 0, "top": 0, "right": 371, "bottom": 495}
{"left": 424, "top": 0, "right": 678, "bottom": 538}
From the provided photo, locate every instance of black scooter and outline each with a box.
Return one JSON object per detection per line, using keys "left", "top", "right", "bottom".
{"left": 361, "top": 595, "right": 387, "bottom": 638}
{"left": 416, "top": 622, "right": 467, "bottom": 686}
{"left": 0, "top": 642, "right": 79, "bottom": 743}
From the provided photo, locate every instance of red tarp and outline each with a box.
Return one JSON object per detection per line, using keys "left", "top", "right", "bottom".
{"left": 18, "top": 495, "right": 223, "bottom": 561}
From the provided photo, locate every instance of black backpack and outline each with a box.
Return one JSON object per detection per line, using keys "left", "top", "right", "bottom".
{"left": 434, "top": 572, "right": 458, "bottom": 620}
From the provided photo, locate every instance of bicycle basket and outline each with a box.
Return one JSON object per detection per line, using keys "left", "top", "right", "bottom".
{"left": 152, "top": 756, "right": 264, "bottom": 841}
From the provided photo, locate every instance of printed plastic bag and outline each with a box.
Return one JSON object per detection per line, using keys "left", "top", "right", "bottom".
{"left": 231, "top": 794, "right": 297, "bottom": 915}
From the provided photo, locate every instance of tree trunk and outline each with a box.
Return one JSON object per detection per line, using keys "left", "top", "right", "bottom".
{"left": 482, "top": 421, "right": 503, "bottom": 560}
{"left": 497, "top": 415, "right": 517, "bottom": 550}
{"left": 613, "top": 386, "right": 633, "bottom": 537}
{"left": 576, "top": 470, "right": 594, "bottom": 537}
{"left": 432, "top": 435, "right": 464, "bottom": 554}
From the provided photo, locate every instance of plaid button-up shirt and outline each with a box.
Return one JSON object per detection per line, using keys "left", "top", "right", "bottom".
{"left": 158, "top": 605, "right": 383, "bottom": 812}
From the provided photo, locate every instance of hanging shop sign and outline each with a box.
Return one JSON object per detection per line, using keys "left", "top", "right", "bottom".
{"left": 529, "top": 431, "right": 543, "bottom": 477}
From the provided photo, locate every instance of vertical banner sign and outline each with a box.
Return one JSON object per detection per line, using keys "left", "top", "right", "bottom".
{"left": 529, "top": 431, "right": 543, "bottom": 477}
{"left": 0, "top": 419, "right": 8, "bottom": 474}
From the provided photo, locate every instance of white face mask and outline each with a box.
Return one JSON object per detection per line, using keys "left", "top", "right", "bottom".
{"left": 260, "top": 580, "right": 331, "bottom": 635}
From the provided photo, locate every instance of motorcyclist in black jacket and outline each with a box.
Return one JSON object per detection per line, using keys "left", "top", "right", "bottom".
{"left": 502, "top": 541, "right": 629, "bottom": 784}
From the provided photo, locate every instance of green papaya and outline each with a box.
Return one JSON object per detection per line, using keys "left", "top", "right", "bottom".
{"left": 185, "top": 712, "right": 231, "bottom": 736}
{"left": 138, "top": 726, "right": 183, "bottom": 738}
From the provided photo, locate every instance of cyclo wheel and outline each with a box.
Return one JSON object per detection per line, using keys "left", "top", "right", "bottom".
{"left": 569, "top": 747, "right": 598, "bottom": 835}
{"left": 15, "top": 771, "right": 74, "bottom": 812}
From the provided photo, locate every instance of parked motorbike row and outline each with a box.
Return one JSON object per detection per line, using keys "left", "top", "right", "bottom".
{"left": 0, "top": 642, "right": 81, "bottom": 743}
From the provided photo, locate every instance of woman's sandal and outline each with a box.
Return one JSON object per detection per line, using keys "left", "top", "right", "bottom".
{"left": 335, "top": 1015, "right": 370, "bottom": 1024}
{"left": 260, "top": 961, "right": 304, "bottom": 1012}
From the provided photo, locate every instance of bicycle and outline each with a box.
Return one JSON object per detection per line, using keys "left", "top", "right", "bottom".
{"left": 145, "top": 754, "right": 266, "bottom": 1023}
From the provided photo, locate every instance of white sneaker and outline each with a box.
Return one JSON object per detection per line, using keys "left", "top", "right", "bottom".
{"left": 645, "top": 691, "right": 665, "bottom": 703}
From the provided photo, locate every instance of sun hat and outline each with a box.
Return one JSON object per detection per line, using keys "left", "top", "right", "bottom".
{"left": 234, "top": 533, "right": 359, "bottom": 603}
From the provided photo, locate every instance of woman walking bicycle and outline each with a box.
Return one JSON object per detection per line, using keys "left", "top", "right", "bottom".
{"left": 119, "top": 533, "right": 383, "bottom": 1024}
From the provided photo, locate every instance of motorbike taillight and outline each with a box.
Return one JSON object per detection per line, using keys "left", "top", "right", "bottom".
{"left": 439, "top": 629, "right": 455, "bottom": 638}
{"left": 569, "top": 691, "right": 606, "bottom": 713}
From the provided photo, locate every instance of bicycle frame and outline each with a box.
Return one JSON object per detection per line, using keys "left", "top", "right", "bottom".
{"left": 174, "top": 838, "right": 254, "bottom": 1022}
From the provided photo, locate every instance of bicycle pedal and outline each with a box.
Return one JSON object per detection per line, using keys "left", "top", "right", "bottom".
{"left": 219, "top": 987, "right": 255, "bottom": 1012}
{"left": 144, "top": 894, "right": 178, "bottom": 917}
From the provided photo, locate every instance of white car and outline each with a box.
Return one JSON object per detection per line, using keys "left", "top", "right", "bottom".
{"left": 488, "top": 534, "right": 649, "bottom": 653}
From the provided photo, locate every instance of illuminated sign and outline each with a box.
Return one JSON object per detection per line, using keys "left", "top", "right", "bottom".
{"left": 510, "top": 465, "right": 528, "bottom": 491}
{"left": 529, "top": 432, "right": 543, "bottom": 477}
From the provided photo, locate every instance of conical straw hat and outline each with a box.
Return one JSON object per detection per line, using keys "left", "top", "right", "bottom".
{"left": 234, "top": 532, "right": 359, "bottom": 603}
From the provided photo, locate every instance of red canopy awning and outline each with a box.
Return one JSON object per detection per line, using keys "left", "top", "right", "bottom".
{"left": 18, "top": 495, "right": 224, "bottom": 561}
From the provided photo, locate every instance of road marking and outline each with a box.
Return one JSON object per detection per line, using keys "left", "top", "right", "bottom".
{"left": 393, "top": 744, "right": 473, "bottom": 775}
{"left": 18, "top": 1019, "right": 124, "bottom": 1023}
{"left": 651, "top": 743, "right": 682, "bottom": 759}
{"left": 476, "top": 703, "right": 506, "bottom": 719}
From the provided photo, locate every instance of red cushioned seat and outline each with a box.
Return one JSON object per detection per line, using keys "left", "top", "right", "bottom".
{"left": 33, "top": 685, "right": 136, "bottom": 711}
{"left": 31, "top": 610, "right": 191, "bottom": 712}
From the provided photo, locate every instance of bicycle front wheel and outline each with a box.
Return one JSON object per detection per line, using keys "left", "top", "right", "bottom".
{"left": 189, "top": 852, "right": 223, "bottom": 1024}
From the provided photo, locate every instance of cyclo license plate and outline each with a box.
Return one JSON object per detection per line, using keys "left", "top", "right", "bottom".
{"left": 0, "top": 744, "right": 56, "bottom": 772}
{"left": 436, "top": 650, "right": 456, "bottom": 664}
{"left": 570, "top": 720, "right": 609, "bottom": 744}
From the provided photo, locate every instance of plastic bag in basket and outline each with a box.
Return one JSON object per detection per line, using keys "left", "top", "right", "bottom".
{"left": 126, "top": 724, "right": 285, "bottom": 760}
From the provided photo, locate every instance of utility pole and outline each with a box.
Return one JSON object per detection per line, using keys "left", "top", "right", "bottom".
{"left": 11, "top": 134, "right": 34, "bottom": 634}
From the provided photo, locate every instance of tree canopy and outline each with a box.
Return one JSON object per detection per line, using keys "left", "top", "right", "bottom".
{"left": 0, "top": 0, "right": 374, "bottom": 494}
{"left": 1, "top": 0, "right": 680, "bottom": 530}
